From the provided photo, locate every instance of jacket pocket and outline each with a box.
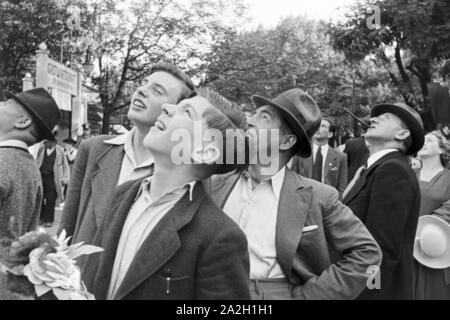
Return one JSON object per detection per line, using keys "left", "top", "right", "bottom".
{"left": 157, "top": 274, "right": 190, "bottom": 296}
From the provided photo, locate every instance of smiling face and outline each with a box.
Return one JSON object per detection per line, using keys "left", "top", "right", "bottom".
{"left": 418, "top": 133, "right": 442, "bottom": 159}
{"left": 143, "top": 96, "right": 212, "bottom": 157}
{"left": 127, "top": 71, "right": 186, "bottom": 128}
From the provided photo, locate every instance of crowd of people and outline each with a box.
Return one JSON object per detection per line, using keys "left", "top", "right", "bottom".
{"left": 1, "top": 62, "right": 450, "bottom": 300}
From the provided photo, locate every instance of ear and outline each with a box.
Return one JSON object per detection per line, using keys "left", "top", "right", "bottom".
{"left": 328, "top": 131, "right": 334, "bottom": 139}
{"left": 191, "top": 144, "right": 221, "bottom": 164}
{"left": 14, "top": 116, "right": 32, "bottom": 130}
{"left": 279, "top": 134, "right": 297, "bottom": 152}
{"left": 396, "top": 129, "right": 411, "bottom": 141}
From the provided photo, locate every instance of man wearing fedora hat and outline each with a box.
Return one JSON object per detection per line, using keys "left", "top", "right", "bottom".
{"left": 208, "top": 88, "right": 382, "bottom": 300}
{"left": 0, "top": 88, "right": 61, "bottom": 242}
{"left": 342, "top": 102, "right": 425, "bottom": 300}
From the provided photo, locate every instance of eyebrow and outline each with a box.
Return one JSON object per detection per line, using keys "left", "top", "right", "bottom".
{"left": 152, "top": 83, "right": 168, "bottom": 93}
{"left": 181, "top": 103, "right": 199, "bottom": 118}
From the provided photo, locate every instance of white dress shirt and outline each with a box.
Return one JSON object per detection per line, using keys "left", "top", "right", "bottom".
{"left": 104, "top": 128, "right": 154, "bottom": 186}
{"left": 223, "top": 167, "right": 286, "bottom": 279}
{"left": 0, "top": 139, "right": 29, "bottom": 150}
{"left": 312, "top": 143, "right": 329, "bottom": 183}
{"left": 46, "top": 147, "right": 56, "bottom": 156}
{"left": 107, "top": 178, "right": 196, "bottom": 299}
{"left": 366, "top": 148, "right": 398, "bottom": 169}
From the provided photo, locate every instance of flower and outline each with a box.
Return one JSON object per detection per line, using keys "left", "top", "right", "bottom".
{"left": 1, "top": 229, "right": 103, "bottom": 300}
{"left": 23, "top": 248, "right": 81, "bottom": 291}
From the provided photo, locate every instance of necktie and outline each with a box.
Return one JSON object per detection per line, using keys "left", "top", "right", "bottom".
{"left": 342, "top": 164, "right": 367, "bottom": 199}
{"left": 312, "top": 146, "right": 323, "bottom": 182}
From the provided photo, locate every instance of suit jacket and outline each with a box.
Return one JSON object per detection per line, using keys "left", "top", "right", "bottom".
{"left": 82, "top": 179, "right": 250, "bottom": 300}
{"left": 343, "top": 151, "right": 420, "bottom": 300}
{"left": 343, "top": 137, "right": 370, "bottom": 182}
{"left": 290, "top": 147, "right": 348, "bottom": 198}
{"left": 208, "top": 168, "right": 382, "bottom": 300}
{"left": 36, "top": 145, "right": 70, "bottom": 201}
{"left": 58, "top": 136, "right": 124, "bottom": 245}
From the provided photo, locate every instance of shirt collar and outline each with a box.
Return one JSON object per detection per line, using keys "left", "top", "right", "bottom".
{"left": 367, "top": 148, "right": 398, "bottom": 169}
{"left": 243, "top": 166, "right": 286, "bottom": 201}
{"left": 105, "top": 128, "right": 154, "bottom": 168}
{"left": 104, "top": 127, "right": 135, "bottom": 146}
{"left": 270, "top": 166, "right": 286, "bottom": 201}
{"left": 0, "top": 140, "right": 29, "bottom": 150}
{"left": 135, "top": 177, "right": 197, "bottom": 202}
{"left": 313, "top": 143, "right": 329, "bottom": 155}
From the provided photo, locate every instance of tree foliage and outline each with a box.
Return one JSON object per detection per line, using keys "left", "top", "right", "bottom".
{"left": 203, "top": 15, "right": 396, "bottom": 135}
{"left": 329, "top": 0, "right": 450, "bottom": 129}
{"left": 0, "top": 0, "right": 88, "bottom": 91}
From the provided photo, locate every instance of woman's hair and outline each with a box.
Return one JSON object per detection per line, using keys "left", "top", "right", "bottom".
{"left": 429, "top": 130, "right": 450, "bottom": 167}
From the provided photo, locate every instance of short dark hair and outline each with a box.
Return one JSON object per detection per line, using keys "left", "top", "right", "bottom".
{"left": 322, "top": 118, "right": 335, "bottom": 135}
{"left": 197, "top": 87, "right": 248, "bottom": 174}
{"left": 150, "top": 62, "right": 195, "bottom": 102}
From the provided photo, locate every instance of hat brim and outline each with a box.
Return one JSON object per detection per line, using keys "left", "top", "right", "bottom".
{"left": 414, "top": 215, "right": 450, "bottom": 269}
{"left": 252, "top": 95, "right": 312, "bottom": 158}
{"left": 2, "top": 90, "right": 55, "bottom": 141}
{"left": 371, "top": 104, "right": 424, "bottom": 155}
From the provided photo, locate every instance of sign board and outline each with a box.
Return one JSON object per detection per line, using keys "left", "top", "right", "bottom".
{"left": 47, "top": 59, "right": 78, "bottom": 96}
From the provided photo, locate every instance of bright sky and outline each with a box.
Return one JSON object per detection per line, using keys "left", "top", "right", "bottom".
{"left": 245, "top": 0, "right": 358, "bottom": 29}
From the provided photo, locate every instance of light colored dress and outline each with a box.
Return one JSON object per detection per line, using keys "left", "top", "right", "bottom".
{"left": 415, "top": 169, "right": 450, "bottom": 300}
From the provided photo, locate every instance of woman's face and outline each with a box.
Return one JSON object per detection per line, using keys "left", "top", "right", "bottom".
{"left": 418, "top": 134, "right": 441, "bottom": 159}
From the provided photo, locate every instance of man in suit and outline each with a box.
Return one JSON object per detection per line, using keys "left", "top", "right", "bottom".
{"left": 83, "top": 88, "right": 250, "bottom": 300}
{"left": 341, "top": 136, "right": 370, "bottom": 182}
{"left": 0, "top": 88, "right": 61, "bottom": 242}
{"left": 209, "top": 88, "right": 382, "bottom": 300}
{"left": 36, "top": 137, "right": 70, "bottom": 227}
{"left": 59, "top": 62, "right": 195, "bottom": 246}
{"left": 342, "top": 103, "right": 425, "bottom": 300}
{"left": 290, "top": 118, "right": 348, "bottom": 198}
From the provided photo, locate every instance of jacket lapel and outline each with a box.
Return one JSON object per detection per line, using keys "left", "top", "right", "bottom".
{"left": 276, "top": 170, "right": 313, "bottom": 280}
{"left": 91, "top": 144, "right": 125, "bottom": 226}
{"left": 113, "top": 183, "right": 205, "bottom": 300}
{"left": 343, "top": 151, "right": 403, "bottom": 204}
{"left": 92, "top": 179, "right": 143, "bottom": 299}
{"left": 324, "top": 148, "right": 336, "bottom": 179}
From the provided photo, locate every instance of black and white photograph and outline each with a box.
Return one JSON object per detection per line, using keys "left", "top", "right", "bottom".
{"left": 0, "top": 0, "right": 450, "bottom": 306}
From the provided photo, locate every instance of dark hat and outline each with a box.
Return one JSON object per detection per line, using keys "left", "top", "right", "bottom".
{"left": 370, "top": 102, "right": 425, "bottom": 155}
{"left": 1, "top": 88, "right": 61, "bottom": 141}
{"left": 252, "top": 88, "right": 322, "bottom": 157}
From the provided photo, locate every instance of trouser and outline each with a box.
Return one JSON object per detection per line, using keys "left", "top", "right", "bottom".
{"left": 40, "top": 173, "right": 57, "bottom": 224}
{"left": 250, "top": 279, "right": 292, "bottom": 300}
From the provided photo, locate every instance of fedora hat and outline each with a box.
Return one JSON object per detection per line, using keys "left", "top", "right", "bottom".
{"left": 414, "top": 215, "right": 450, "bottom": 269}
{"left": 370, "top": 102, "right": 424, "bottom": 155}
{"left": 251, "top": 89, "right": 321, "bottom": 157}
{"left": 1, "top": 88, "right": 61, "bottom": 142}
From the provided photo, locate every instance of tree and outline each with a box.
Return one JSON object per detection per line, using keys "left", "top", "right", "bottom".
{"left": 202, "top": 15, "right": 396, "bottom": 136}
{"left": 0, "top": 0, "right": 89, "bottom": 92}
{"left": 329, "top": 0, "right": 450, "bottom": 130}
{"left": 75, "top": 0, "right": 247, "bottom": 133}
